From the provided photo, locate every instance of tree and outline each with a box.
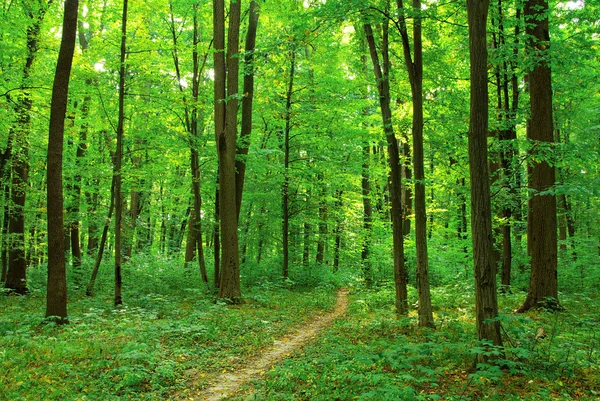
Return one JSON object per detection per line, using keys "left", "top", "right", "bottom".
{"left": 363, "top": 21, "right": 408, "bottom": 315}
{"left": 466, "top": 0, "right": 503, "bottom": 348}
{"left": 395, "top": 0, "right": 434, "bottom": 327}
{"left": 114, "top": 0, "right": 128, "bottom": 307}
{"left": 214, "top": 0, "right": 242, "bottom": 300}
{"left": 518, "top": 0, "right": 559, "bottom": 312}
{"left": 236, "top": 0, "right": 260, "bottom": 218}
{"left": 46, "top": 0, "right": 79, "bottom": 323}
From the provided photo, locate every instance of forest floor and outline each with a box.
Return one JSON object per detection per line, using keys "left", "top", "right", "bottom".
{"left": 188, "top": 288, "right": 349, "bottom": 400}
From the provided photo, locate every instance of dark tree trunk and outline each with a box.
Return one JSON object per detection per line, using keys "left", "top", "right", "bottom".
{"left": 282, "top": 51, "right": 295, "bottom": 280}
{"left": 46, "top": 0, "right": 78, "bottom": 323}
{"left": 114, "top": 0, "right": 128, "bottom": 307}
{"left": 303, "top": 221, "right": 310, "bottom": 268}
{"left": 235, "top": 0, "right": 260, "bottom": 219}
{"left": 332, "top": 189, "right": 343, "bottom": 272}
{"left": 316, "top": 180, "right": 327, "bottom": 265}
{"left": 86, "top": 176, "right": 115, "bottom": 296}
{"left": 396, "top": 0, "right": 434, "bottom": 327}
{"left": 466, "top": 0, "right": 503, "bottom": 348}
{"left": 364, "top": 22, "right": 408, "bottom": 315}
{"left": 213, "top": 184, "right": 220, "bottom": 288}
{"left": 361, "top": 144, "right": 373, "bottom": 286}
{"left": 518, "top": 0, "right": 559, "bottom": 312}
{"left": 215, "top": 0, "right": 242, "bottom": 300}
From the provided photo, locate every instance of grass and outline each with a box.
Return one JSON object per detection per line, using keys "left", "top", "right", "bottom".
{"left": 0, "top": 256, "right": 337, "bottom": 401}
{"left": 2, "top": 251, "right": 600, "bottom": 400}
{"left": 231, "top": 283, "right": 600, "bottom": 400}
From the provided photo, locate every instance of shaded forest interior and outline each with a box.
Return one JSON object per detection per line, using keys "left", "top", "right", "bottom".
{"left": 1, "top": 0, "right": 599, "bottom": 399}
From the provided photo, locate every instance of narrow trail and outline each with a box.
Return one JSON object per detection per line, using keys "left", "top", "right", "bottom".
{"left": 193, "top": 288, "right": 349, "bottom": 401}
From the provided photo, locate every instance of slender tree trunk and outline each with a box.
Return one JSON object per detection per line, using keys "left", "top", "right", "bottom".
{"left": 333, "top": 189, "right": 343, "bottom": 272}
{"left": 466, "top": 0, "right": 503, "bottom": 349}
{"left": 316, "top": 179, "right": 327, "bottom": 265}
{"left": 396, "top": 0, "right": 434, "bottom": 327}
{"left": 235, "top": 0, "right": 260, "bottom": 219}
{"left": 518, "top": 0, "right": 559, "bottom": 312}
{"left": 114, "top": 0, "right": 128, "bottom": 307}
{"left": 46, "top": 0, "right": 78, "bottom": 323}
{"left": 282, "top": 51, "right": 295, "bottom": 280}
{"left": 303, "top": 221, "right": 310, "bottom": 268}
{"left": 364, "top": 22, "right": 408, "bottom": 315}
{"left": 86, "top": 176, "right": 115, "bottom": 296}
{"left": 361, "top": 144, "right": 373, "bottom": 286}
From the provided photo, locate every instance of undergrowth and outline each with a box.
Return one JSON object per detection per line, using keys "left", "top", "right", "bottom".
{"left": 0, "top": 256, "right": 337, "bottom": 401}
{"left": 232, "top": 283, "right": 600, "bottom": 401}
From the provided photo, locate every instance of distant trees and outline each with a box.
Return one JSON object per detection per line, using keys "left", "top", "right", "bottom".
{"left": 4, "top": 1, "right": 51, "bottom": 295}
{"left": 0, "top": 0, "right": 596, "bottom": 333}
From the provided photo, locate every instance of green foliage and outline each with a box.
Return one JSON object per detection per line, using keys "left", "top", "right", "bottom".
{"left": 0, "top": 257, "right": 337, "bottom": 401}
{"left": 230, "top": 284, "right": 600, "bottom": 401}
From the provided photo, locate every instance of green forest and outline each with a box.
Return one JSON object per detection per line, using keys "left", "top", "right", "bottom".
{"left": 1, "top": 0, "right": 599, "bottom": 399}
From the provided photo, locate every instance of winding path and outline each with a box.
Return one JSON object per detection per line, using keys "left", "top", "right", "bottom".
{"left": 194, "top": 288, "right": 349, "bottom": 400}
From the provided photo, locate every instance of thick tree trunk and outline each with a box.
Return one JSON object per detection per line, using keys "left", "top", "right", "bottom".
{"left": 466, "top": 0, "right": 503, "bottom": 349}
{"left": 364, "top": 22, "right": 408, "bottom": 315}
{"left": 519, "top": 0, "right": 559, "bottom": 312}
{"left": 46, "top": 0, "right": 78, "bottom": 323}
{"left": 215, "top": 0, "right": 242, "bottom": 300}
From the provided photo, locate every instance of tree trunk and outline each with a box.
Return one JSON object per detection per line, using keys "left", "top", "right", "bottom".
{"left": 235, "top": 0, "right": 260, "bottom": 219}
{"left": 332, "top": 189, "right": 343, "bottom": 272}
{"left": 518, "top": 0, "right": 559, "bottom": 312}
{"left": 86, "top": 176, "right": 115, "bottom": 296}
{"left": 46, "top": 0, "right": 78, "bottom": 323}
{"left": 466, "top": 0, "right": 503, "bottom": 349}
{"left": 215, "top": 0, "right": 242, "bottom": 300}
{"left": 282, "top": 51, "right": 295, "bottom": 280}
{"left": 114, "top": 0, "right": 128, "bottom": 307}
{"left": 361, "top": 144, "right": 373, "bottom": 286}
{"left": 364, "top": 22, "right": 408, "bottom": 315}
{"left": 396, "top": 0, "right": 434, "bottom": 327}
{"left": 316, "top": 179, "right": 327, "bottom": 265}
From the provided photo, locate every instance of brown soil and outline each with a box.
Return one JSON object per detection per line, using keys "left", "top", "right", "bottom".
{"left": 187, "top": 288, "right": 349, "bottom": 401}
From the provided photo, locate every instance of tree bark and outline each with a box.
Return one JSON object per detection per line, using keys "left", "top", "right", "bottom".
{"left": 466, "top": 0, "right": 503, "bottom": 348}
{"left": 46, "top": 0, "right": 78, "bottom": 323}
{"left": 396, "top": 0, "right": 434, "bottom": 327}
{"left": 215, "top": 0, "right": 242, "bottom": 300}
{"left": 114, "top": 0, "right": 128, "bottom": 307}
{"left": 518, "top": 0, "right": 559, "bottom": 312}
{"left": 361, "top": 144, "right": 373, "bottom": 286}
{"left": 235, "top": 0, "right": 260, "bottom": 219}
{"left": 282, "top": 51, "right": 295, "bottom": 280}
{"left": 364, "top": 22, "right": 408, "bottom": 315}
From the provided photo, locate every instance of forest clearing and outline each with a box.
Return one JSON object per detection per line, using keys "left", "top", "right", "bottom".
{"left": 1, "top": 0, "right": 599, "bottom": 399}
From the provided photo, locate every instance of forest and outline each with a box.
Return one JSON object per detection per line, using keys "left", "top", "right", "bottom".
{"left": 1, "top": 0, "right": 599, "bottom": 399}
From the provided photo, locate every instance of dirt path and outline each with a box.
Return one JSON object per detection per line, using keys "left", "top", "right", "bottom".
{"left": 193, "top": 288, "right": 349, "bottom": 401}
